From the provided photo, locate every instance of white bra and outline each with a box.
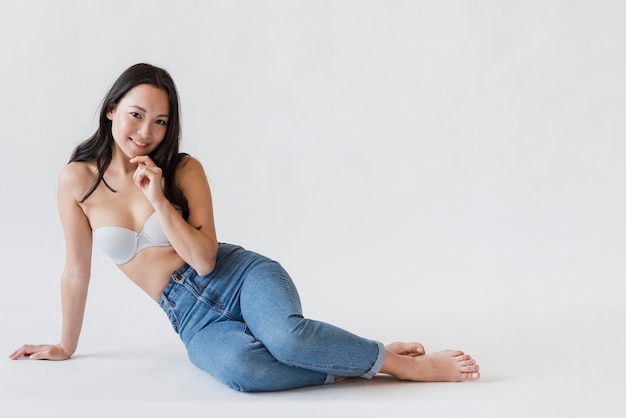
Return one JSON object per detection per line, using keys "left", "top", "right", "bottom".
{"left": 93, "top": 211, "right": 171, "bottom": 264}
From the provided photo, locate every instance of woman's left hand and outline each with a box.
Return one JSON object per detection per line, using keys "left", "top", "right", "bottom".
{"left": 130, "top": 155, "right": 166, "bottom": 205}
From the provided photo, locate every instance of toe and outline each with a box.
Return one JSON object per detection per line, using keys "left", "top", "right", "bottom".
{"left": 461, "top": 362, "right": 479, "bottom": 373}
{"left": 449, "top": 349, "right": 465, "bottom": 357}
{"left": 453, "top": 353, "right": 472, "bottom": 363}
{"left": 386, "top": 341, "right": 425, "bottom": 356}
{"left": 460, "top": 371, "right": 480, "bottom": 381}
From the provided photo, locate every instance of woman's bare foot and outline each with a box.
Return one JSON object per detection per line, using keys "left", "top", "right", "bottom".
{"left": 381, "top": 345, "right": 480, "bottom": 382}
{"left": 385, "top": 341, "right": 425, "bottom": 357}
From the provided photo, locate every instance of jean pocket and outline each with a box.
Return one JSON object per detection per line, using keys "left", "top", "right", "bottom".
{"left": 160, "top": 296, "right": 180, "bottom": 334}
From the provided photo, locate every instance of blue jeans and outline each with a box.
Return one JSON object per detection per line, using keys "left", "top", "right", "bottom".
{"left": 158, "top": 243, "right": 386, "bottom": 392}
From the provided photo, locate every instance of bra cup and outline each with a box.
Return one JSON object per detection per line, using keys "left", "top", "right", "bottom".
{"left": 142, "top": 212, "right": 170, "bottom": 244}
{"left": 92, "top": 211, "right": 177, "bottom": 264}
{"left": 93, "top": 227, "right": 139, "bottom": 264}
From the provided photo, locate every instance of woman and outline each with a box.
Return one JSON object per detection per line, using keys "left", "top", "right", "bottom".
{"left": 9, "top": 63, "right": 480, "bottom": 392}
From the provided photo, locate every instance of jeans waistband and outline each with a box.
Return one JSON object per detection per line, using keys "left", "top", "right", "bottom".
{"left": 158, "top": 263, "right": 192, "bottom": 305}
{"left": 161, "top": 242, "right": 245, "bottom": 301}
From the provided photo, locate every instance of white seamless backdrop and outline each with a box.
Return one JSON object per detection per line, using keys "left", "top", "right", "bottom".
{"left": 1, "top": 1, "right": 625, "bottom": 417}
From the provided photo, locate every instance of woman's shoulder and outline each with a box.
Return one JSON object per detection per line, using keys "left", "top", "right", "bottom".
{"left": 58, "top": 161, "right": 97, "bottom": 194}
{"left": 176, "top": 154, "right": 206, "bottom": 176}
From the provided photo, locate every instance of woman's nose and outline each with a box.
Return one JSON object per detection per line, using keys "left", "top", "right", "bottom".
{"left": 137, "top": 121, "right": 152, "bottom": 138}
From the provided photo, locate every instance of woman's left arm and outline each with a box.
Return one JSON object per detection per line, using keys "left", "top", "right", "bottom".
{"left": 131, "top": 155, "right": 218, "bottom": 276}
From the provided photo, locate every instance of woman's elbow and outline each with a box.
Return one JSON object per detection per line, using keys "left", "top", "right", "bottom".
{"left": 193, "top": 263, "right": 215, "bottom": 277}
{"left": 191, "top": 247, "right": 217, "bottom": 276}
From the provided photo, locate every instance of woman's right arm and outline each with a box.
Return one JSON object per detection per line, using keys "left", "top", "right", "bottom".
{"left": 9, "top": 164, "right": 93, "bottom": 360}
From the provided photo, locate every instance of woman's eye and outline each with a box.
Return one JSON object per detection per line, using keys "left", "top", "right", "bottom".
{"left": 156, "top": 119, "right": 168, "bottom": 126}
{"left": 130, "top": 112, "right": 142, "bottom": 119}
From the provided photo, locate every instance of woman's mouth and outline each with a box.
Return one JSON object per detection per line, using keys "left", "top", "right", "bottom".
{"left": 130, "top": 138, "right": 149, "bottom": 149}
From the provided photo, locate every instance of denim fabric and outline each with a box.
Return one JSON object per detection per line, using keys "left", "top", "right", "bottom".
{"left": 158, "top": 243, "right": 385, "bottom": 392}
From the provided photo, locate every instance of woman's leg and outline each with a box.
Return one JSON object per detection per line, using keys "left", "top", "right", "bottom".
{"left": 238, "top": 257, "right": 481, "bottom": 383}
{"left": 170, "top": 245, "right": 479, "bottom": 389}
{"left": 186, "top": 319, "right": 332, "bottom": 392}
{"left": 239, "top": 258, "right": 385, "bottom": 378}
{"left": 380, "top": 343, "right": 481, "bottom": 382}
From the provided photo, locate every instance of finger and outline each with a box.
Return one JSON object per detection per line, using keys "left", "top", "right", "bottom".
{"left": 9, "top": 345, "right": 37, "bottom": 359}
{"left": 8, "top": 349, "right": 24, "bottom": 359}
{"left": 29, "top": 349, "right": 50, "bottom": 360}
{"left": 9, "top": 345, "right": 30, "bottom": 358}
{"left": 130, "top": 155, "right": 156, "bottom": 167}
{"left": 133, "top": 167, "right": 151, "bottom": 188}
{"left": 136, "top": 166, "right": 163, "bottom": 188}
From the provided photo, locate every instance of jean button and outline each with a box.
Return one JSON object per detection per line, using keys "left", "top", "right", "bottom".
{"left": 174, "top": 273, "right": 182, "bottom": 282}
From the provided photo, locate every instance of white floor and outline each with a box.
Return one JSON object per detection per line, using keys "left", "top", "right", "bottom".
{"left": 3, "top": 286, "right": 624, "bottom": 417}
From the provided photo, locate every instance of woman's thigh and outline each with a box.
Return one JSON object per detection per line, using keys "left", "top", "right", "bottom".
{"left": 186, "top": 319, "right": 329, "bottom": 392}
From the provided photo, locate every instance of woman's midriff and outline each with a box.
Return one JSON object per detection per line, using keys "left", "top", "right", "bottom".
{"left": 118, "top": 247, "right": 187, "bottom": 301}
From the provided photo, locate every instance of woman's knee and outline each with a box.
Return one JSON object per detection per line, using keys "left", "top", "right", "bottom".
{"left": 185, "top": 322, "right": 289, "bottom": 392}
{"left": 259, "top": 317, "right": 314, "bottom": 360}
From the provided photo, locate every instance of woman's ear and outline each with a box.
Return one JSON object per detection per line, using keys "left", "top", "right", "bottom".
{"left": 106, "top": 104, "right": 116, "bottom": 121}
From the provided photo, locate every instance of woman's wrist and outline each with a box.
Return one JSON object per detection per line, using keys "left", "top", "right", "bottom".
{"left": 151, "top": 198, "right": 173, "bottom": 213}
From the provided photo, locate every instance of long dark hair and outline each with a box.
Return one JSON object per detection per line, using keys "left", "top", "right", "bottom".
{"left": 70, "top": 63, "right": 189, "bottom": 219}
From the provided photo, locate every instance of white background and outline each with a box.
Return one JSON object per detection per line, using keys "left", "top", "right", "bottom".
{"left": 1, "top": 1, "right": 624, "bottom": 417}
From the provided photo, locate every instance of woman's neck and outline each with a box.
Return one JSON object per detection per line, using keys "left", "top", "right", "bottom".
{"left": 110, "top": 146, "right": 139, "bottom": 175}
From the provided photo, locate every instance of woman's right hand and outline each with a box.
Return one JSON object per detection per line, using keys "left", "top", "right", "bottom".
{"left": 8, "top": 344, "right": 72, "bottom": 361}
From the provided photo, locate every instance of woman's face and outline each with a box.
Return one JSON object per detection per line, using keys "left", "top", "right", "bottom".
{"left": 107, "top": 84, "right": 169, "bottom": 159}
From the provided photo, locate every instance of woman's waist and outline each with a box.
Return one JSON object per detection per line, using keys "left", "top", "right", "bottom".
{"left": 158, "top": 243, "right": 256, "bottom": 336}
{"left": 120, "top": 248, "right": 187, "bottom": 301}
{"left": 120, "top": 243, "right": 244, "bottom": 300}
{"left": 160, "top": 243, "right": 246, "bottom": 294}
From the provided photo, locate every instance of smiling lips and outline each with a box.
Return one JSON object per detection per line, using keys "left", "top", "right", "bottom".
{"left": 131, "top": 138, "right": 149, "bottom": 149}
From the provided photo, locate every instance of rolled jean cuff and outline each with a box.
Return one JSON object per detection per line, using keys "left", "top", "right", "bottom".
{"left": 360, "top": 341, "right": 386, "bottom": 379}
{"left": 323, "top": 374, "right": 335, "bottom": 385}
